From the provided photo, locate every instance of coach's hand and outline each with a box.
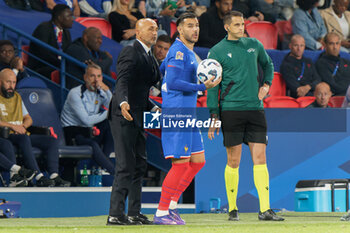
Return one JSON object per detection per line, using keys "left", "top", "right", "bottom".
{"left": 258, "top": 84, "right": 270, "bottom": 100}
{"left": 121, "top": 102, "right": 133, "bottom": 121}
{"left": 204, "top": 76, "right": 222, "bottom": 89}
{"left": 208, "top": 118, "right": 220, "bottom": 140}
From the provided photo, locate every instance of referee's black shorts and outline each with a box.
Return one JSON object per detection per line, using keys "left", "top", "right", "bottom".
{"left": 220, "top": 110, "right": 267, "bottom": 147}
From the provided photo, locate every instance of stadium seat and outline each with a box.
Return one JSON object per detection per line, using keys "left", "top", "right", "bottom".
{"left": 16, "top": 76, "right": 47, "bottom": 89}
{"left": 51, "top": 70, "right": 60, "bottom": 84}
{"left": 21, "top": 45, "right": 29, "bottom": 66}
{"left": 111, "top": 71, "right": 117, "bottom": 80}
{"left": 75, "top": 17, "right": 112, "bottom": 39}
{"left": 266, "top": 49, "right": 289, "bottom": 72}
{"left": 245, "top": 21, "right": 278, "bottom": 49}
{"left": 170, "top": 21, "right": 177, "bottom": 38}
{"left": 17, "top": 88, "right": 93, "bottom": 159}
{"left": 264, "top": 96, "right": 299, "bottom": 108}
{"left": 329, "top": 96, "right": 345, "bottom": 108}
{"left": 274, "top": 20, "right": 292, "bottom": 43}
{"left": 269, "top": 72, "right": 286, "bottom": 96}
{"left": 296, "top": 96, "right": 316, "bottom": 108}
{"left": 197, "top": 96, "right": 207, "bottom": 107}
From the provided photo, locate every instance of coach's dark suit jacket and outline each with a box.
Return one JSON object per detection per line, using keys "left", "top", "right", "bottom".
{"left": 28, "top": 21, "right": 71, "bottom": 76}
{"left": 108, "top": 40, "right": 160, "bottom": 217}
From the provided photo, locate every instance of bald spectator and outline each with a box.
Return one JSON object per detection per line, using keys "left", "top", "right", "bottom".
{"left": 0, "top": 40, "right": 29, "bottom": 83}
{"left": 196, "top": 0, "right": 232, "bottom": 48}
{"left": 315, "top": 32, "right": 350, "bottom": 95}
{"left": 320, "top": 0, "right": 350, "bottom": 52}
{"left": 28, "top": 4, "right": 73, "bottom": 79}
{"left": 307, "top": 82, "right": 332, "bottom": 107}
{"left": 66, "top": 27, "right": 113, "bottom": 89}
{"left": 280, "top": 34, "right": 320, "bottom": 98}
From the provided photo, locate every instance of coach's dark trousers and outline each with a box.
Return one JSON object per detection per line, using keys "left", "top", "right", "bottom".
{"left": 108, "top": 114, "right": 147, "bottom": 217}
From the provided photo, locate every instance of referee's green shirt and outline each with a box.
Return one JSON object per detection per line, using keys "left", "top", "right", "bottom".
{"left": 207, "top": 36, "right": 274, "bottom": 114}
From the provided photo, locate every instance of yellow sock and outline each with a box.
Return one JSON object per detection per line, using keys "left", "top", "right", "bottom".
{"left": 253, "top": 164, "right": 270, "bottom": 213}
{"left": 225, "top": 165, "right": 239, "bottom": 212}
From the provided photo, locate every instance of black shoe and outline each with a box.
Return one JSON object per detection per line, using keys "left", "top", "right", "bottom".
{"left": 9, "top": 174, "right": 27, "bottom": 187}
{"left": 107, "top": 215, "right": 142, "bottom": 225}
{"left": 52, "top": 176, "right": 71, "bottom": 187}
{"left": 36, "top": 176, "right": 55, "bottom": 187}
{"left": 258, "top": 209, "right": 284, "bottom": 221}
{"left": 228, "top": 209, "right": 239, "bottom": 221}
{"left": 129, "top": 213, "right": 153, "bottom": 225}
{"left": 18, "top": 167, "right": 37, "bottom": 181}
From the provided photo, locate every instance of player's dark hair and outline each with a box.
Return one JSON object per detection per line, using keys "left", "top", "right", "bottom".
{"left": 176, "top": 12, "right": 197, "bottom": 27}
{"left": 0, "top": 40, "right": 14, "bottom": 50}
{"left": 324, "top": 32, "right": 340, "bottom": 44}
{"left": 52, "top": 4, "right": 70, "bottom": 21}
{"left": 223, "top": 11, "right": 243, "bottom": 26}
{"left": 157, "top": 34, "right": 172, "bottom": 44}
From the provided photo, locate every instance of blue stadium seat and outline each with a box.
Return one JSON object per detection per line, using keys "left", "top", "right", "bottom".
{"left": 17, "top": 88, "right": 93, "bottom": 158}
{"left": 16, "top": 76, "right": 47, "bottom": 89}
{"left": 266, "top": 49, "right": 289, "bottom": 72}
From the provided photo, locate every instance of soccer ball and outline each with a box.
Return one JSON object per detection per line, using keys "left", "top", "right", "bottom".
{"left": 196, "top": 59, "right": 222, "bottom": 83}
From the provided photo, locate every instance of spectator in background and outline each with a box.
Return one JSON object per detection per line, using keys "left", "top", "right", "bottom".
{"left": 258, "top": 0, "right": 294, "bottom": 23}
{"left": 45, "top": 0, "right": 80, "bottom": 17}
{"left": 45, "top": 0, "right": 81, "bottom": 17}
{"left": 320, "top": 0, "right": 350, "bottom": 52}
{"left": 61, "top": 64, "right": 115, "bottom": 175}
{"left": 66, "top": 27, "right": 113, "bottom": 89}
{"left": 0, "top": 40, "right": 29, "bottom": 83}
{"left": 307, "top": 82, "right": 332, "bottom": 107}
{"left": 150, "top": 34, "right": 172, "bottom": 97}
{"left": 0, "top": 138, "right": 36, "bottom": 187}
{"left": 108, "top": 0, "right": 144, "bottom": 45}
{"left": 315, "top": 32, "right": 350, "bottom": 95}
{"left": 196, "top": 0, "right": 232, "bottom": 48}
{"left": 280, "top": 34, "right": 320, "bottom": 98}
{"left": 28, "top": 4, "right": 73, "bottom": 79}
{"left": 292, "top": 0, "right": 327, "bottom": 50}
{"left": 145, "top": 0, "right": 187, "bottom": 36}
{"left": 79, "top": 0, "right": 112, "bottom": 18}
{"left": 0, "top": 69, "right": 70, "bottom": 187}
{"left": 233, "top": 0, "right": 264, "bottom": 22}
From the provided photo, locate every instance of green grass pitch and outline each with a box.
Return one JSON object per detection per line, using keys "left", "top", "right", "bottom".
{"left": 1, "top": 212, "right": 350, "bottom": 233}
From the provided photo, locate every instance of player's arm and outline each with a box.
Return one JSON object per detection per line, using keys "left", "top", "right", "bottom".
{"left": 257, "top": 40, "right": 273, "bottom": 100}
{"left": 207, "top": 50, "right": 221, "bottom": 139}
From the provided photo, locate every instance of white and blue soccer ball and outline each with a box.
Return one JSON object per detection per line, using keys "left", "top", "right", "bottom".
{"left": 196, "top": 59, "right": 222, "bottom": 83}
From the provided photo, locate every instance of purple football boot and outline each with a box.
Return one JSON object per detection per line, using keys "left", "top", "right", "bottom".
{"left": 153, "top": 214, "right": 178, "bottom": 225}
{"left": 169, "top": 209, "right": 186, "bottom": 225}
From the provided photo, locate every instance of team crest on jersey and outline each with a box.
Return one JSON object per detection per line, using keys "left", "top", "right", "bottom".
{"left": 175, "top": 51, "right": 184, "bottom": 60}
{"left": 184, "top": 145, "right": 188, "bottom": 153}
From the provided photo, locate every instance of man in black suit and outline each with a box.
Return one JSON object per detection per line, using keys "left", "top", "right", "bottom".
{"left": 107, "top": 18, "right": 160, "bottom": 225}
{"left": 28, "top": 4, "right": 73, "bottom": 78}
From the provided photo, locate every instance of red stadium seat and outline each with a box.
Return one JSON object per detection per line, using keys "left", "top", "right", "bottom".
{"left": 170, "top": 21, "right": 177, "bottom": 38}
{"left": 51, "top": 70, "right": 60, "bottom": 84}
{"left": 197, "top": 96, "right": 207, "bottom": 107}
{"left": 296, "top": 96, "right": 316, "bottom": 108}
{"left": 264, "top": 96, "right": 299, "bottom": 108}
{"left": 274, "top": 20, "right": 292, "bottom": 43}
{"left": 75, "top": 17, "right": 112, "bottom": 39}
{"left": 269, "top": 72, "right": 286, "bottom": 96}
{"left": 329, "top": 96, "right": 345, "bottom": 108}
{"left": 21, "top": 45, "right": 29, "bottom": 66}
{"left": 245, "top": 21, "right": 278, "bottom": 49}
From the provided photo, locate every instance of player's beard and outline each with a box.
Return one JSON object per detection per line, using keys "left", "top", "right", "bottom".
{"left": 184, "top": 33, "right": 198, "bottom": 44}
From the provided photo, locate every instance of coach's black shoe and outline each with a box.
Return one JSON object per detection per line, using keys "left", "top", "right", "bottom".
{"left": 107, "top": 215, "right": 142, "bottom": 225}
{"left": 36, "top": 176, "right": 55, "bottom": 187}
{"left": 18, "top": 167, "right": 37, "bottom": 181}
{"left": 129, "top": 213, "right": 153, "bottom": 225}
{"left": 228, "top": 210, "right": 239, "bottom": 221}
{"left": 51, "top": 176, "right": 71, "bottom": 187}
{"left": 258, "top": 209, "right": 284, "bottom": 221}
